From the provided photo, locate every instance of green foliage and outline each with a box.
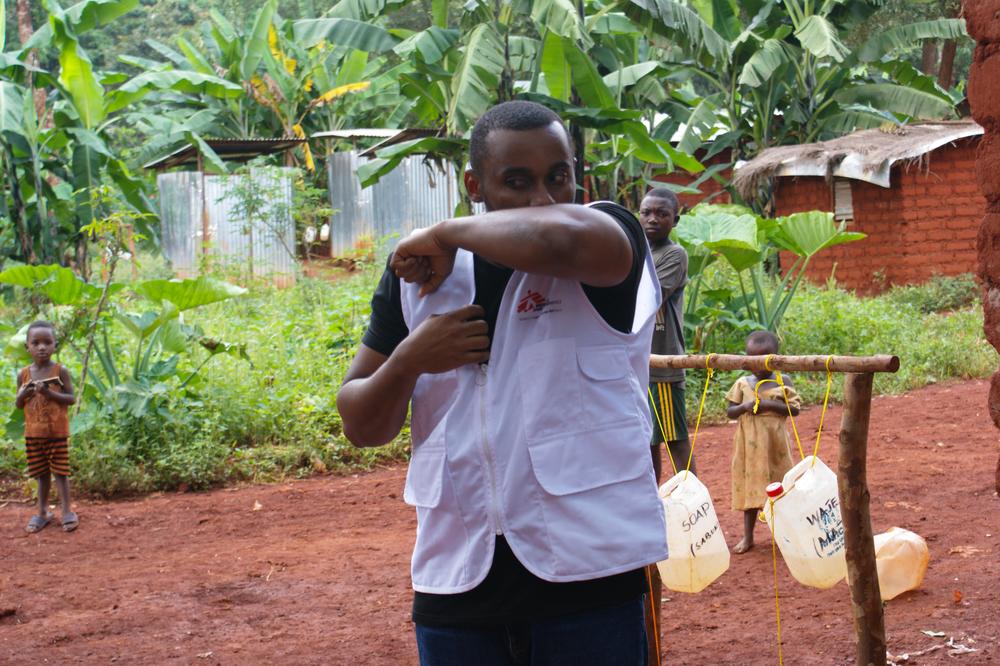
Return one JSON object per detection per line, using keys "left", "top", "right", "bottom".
{"left": 884, "top": 273, "right": 979, "bottom": 314}
{"left": 687, "top": 279, "right": 996, "bottom": 425}
{"left": 675, "top": 204, "right": 865, "bottom": 341}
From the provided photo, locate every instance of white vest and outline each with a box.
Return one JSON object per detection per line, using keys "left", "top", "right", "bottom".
{"left": 401, "top": 242, "right": 668, "bottom": 594}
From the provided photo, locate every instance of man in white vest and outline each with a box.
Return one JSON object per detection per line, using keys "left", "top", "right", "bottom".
{"left": 337, "top": 101, "right": 668, "bottom": 665}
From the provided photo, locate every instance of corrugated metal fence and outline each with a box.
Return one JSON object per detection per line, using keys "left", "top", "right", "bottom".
{"left": 158, "top": 169, "right": 297, "bottom": 282}
{"left": 327, "top": 152, "right": 469, "bottom": 255}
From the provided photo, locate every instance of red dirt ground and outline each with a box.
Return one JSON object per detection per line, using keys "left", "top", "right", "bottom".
{"left": 1, "top": 379, "right": 997, "bottom": 665}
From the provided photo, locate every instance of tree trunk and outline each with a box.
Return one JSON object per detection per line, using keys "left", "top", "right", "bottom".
{"left": 16, "top": 0, "right": 47, "bottom": 121}
{"left": 922, "top": 41, "right": 939, "bottom": 77}
{"left": 938, "top": 39, "right": 957, "bottom": 90}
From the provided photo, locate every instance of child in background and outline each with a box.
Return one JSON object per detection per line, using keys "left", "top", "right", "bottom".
{"left": 725, "top": 330, "right": 800, "bottom": 554}
{"left": 15, "top": 321, "right": 77, "bottom": 533}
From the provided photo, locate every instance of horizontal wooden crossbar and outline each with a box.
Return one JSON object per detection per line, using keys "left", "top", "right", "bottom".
{"left": 650, "top": 353, "right": 899, "bottom": 374}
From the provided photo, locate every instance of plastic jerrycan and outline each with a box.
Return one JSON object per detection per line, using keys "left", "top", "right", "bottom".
{"left": 656, "top": 471, "right": 730, "bottom": 593}
{"left": 872, "top": 527, "right": 930, "bottom": 600}
{"left": 763, "top": 456, "right": 847, "bottom": 589}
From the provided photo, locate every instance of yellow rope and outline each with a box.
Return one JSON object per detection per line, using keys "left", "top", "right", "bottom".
{"left": 769, "top": 499, "right": 784, "bottom": 665}
{"left": 752, "top": 354, "right": 805, "bottom": 460}
{"left": 684, "top": 354, "right": 714, "bottom": 481}
{"left": 811, "top": 356, "right": 834, "bottom": 467}
{"left": 648, "top": 387, "right": 677, "bottom": 476}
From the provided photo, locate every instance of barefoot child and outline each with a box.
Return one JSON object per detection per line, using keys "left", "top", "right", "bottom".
{"left": 15, "top": 321, "right": 77, "bottom": 533}
{"left": 725, "top": 330, "right": 800, "bottom": 554}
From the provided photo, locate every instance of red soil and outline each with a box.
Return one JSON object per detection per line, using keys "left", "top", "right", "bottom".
{"left": 1, "top": 379, "right": 997, "bottom": 665}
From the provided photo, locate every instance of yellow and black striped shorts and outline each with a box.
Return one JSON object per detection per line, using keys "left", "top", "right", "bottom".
{"left": 25, "top": 438, "right": 70, "bottom": 478}
{"left": 648, "top": 381, "right": 688, "bottom": 444}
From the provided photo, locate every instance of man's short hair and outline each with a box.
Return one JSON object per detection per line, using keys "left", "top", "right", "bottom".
{"left": 746, "top": 329, "right": 779, "bottom": 352}
{"left": 643, "top": 188, "right": 680, "bottom": 214}
{"left": 469, "top": 101, "right": 565, "bottom": 174}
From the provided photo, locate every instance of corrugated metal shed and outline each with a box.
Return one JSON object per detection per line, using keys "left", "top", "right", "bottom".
{"left": 157, "top": 169, "right": 297, "bottom": 283}
{"left": 326, "top": 151, "right": 464, "bottom": 255}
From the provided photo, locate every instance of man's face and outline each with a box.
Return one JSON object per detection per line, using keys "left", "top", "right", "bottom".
{"left": 639, "top": 195, "right": 677, "bottom": 243}
{"left": 465, "top": 122, "right": 575, "bottom": 212}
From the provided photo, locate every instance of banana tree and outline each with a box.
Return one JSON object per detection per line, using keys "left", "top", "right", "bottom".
{"left": 623, "top": 0, "right": 968, "bottom": 205}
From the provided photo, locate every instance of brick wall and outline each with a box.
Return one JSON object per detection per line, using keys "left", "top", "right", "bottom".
{"left": 772, "top": 138, "right": 984, "bottom": 293}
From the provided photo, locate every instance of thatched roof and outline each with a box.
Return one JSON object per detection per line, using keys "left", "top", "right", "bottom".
{"left": 733, "top": 120, "right": 983, "bottom": 200}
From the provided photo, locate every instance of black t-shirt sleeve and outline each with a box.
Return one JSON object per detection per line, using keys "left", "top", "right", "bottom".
{"left": 581, "top": 201, "right": 646, "bottom": 334}
{"left": 360, "top": 257, "right": 409, "bottom": 356}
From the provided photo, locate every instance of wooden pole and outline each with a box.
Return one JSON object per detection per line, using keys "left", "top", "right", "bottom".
{"left": 650, "top": 353, "right": 899, "bottom": 374}
{"left": 837, "top": 372, "right": 886, "bottom": 666}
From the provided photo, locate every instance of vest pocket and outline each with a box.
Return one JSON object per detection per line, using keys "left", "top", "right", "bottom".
{"left": 518, "top": 341, "right": 640, "bottom": 440}
{"left": 527, "top": 424, "right": 650, "bottom": 495}
{"left": 404, "top": 440, "right": 447, "bottom": 508}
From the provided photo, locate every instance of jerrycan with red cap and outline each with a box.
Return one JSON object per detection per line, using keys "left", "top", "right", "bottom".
{"left": 762, "top": 455, "right": 847, "bottom": 589}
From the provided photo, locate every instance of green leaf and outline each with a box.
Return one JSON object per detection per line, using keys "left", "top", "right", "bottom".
{"left": 508, "top": 36, "right": 539, "bottom": 74}
{"left": 794, "top": 15, "right": 850, "bottom": 62}
{"left": 293, "top": 18, "right": 398, "bottom": 51}
{"left": 158, "top": 318, "right": 191, "bottom": 354}
{"left": 57, "top": 39, "right": 106, "bottom": 129}
{"left": 5, "top": 408, "right": 24, "bottom": 441}
{"left": 447, "top": 22, "right": 505, "bottom": 135}
{"left": 602, "top": 62, "right": 661, "bottom": 91}
{"left": 199, "top": 337, "right": 252, "bottom": 363}
{"left": 738, "top": 39, "right": 789, "bottom": 87}
{"left": 563, "top": 39, "right": 616, "bottom": 109}
{"left": 530, "top": 0, "right": 586, "bottom": 44}
{"left": 393, "top": 27, "right": 459, "bottom": 64}
{"left": 675, "top": 211, "right": 761, "bottom": 271}
{"left": 176, "top": 37, "right": 216, "bottom": 76}
{"left": 185, "top": 132, "right": 229, "bottom": 175}
{"left": 0, "top": 82, "right": 24, "bottom": 133}
{"left": 0, "top": 264, "right": 105, "bottom": 304}
{"left": 134, "top": 276, "right": 247, "bottom": 311}
{"left": 539, "top": 31, "right": 572, "bottom": 103}
{"left": 0, "top": 1, "right": 5, "bottom": 51}
{"left": 835, "top": 83, "right": 956, "bottom": 120}
{"left": 106, "top": 71, "right": 242, "bottom": 114}
{"left": 241, "top": 0, "right": 277, "bottom": 80}
{"left": 624, "top": 0, "right": 729, "bottom": 62}
{"left": 26, "top": 0, "right": 140, "bottom": 50}
{"left": 357, "top": 136, "right": 466, "bottom": 187}
{"left": 772, "top": 211, "right": 865, "bottom": 259}
{"left": 857, "top": 19, "right": 968, "bottom": 63}
{"left": 4, "top": 324, "right": 30, "bottom": 364}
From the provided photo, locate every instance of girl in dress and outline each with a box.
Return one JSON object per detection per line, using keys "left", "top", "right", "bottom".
{"left": 725, "top": 330, "right": 800, "bottom": 554}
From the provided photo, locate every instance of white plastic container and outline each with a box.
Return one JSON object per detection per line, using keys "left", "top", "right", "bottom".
{"left": 872, "top": 527, "right": 930, "bottom": 600}
{"left": 656, "top": 472, "right": 730, "bottom": 593}
{"left": 763, "top": 456, "right": 847, "bottom": 589}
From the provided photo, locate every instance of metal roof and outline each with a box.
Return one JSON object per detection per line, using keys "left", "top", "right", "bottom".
{"left": 733, "top": 120, "right": 983, "bottom": 197}
{"left": 143, "top": 137, "right": 306, "bottom": 171}
{"left": 312, "top": 129, "right": 407, "bottom": 140}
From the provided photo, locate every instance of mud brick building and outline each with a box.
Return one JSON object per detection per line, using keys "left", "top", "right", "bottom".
{"left": 733, "top": 120, "right": 985, "bottom": 293}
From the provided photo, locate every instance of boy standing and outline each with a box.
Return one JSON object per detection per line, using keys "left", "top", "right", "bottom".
{"left": 639, "top": 188, "right": 689, "bottom": 666}
{"left": 338, "top": 101, "right": 667, "bottom": 665}
{"left": 16, "top": 321, "right": 77, "bottom": 533}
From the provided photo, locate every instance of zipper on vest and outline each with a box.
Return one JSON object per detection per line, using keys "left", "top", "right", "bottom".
{"left": 477, "top": 363, "right": 503, "bottom": 535}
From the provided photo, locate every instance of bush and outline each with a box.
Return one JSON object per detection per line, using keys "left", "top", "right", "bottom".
{"left": 884, "top": 273, "right": 979, "bottom": 314}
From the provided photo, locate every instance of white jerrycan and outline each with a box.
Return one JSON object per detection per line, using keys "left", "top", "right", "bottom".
{"left": 656, "top": 472, "right": 730, "bottom": 593}
{"left": 872, "top": 527, "right": 930, "bottom": 600}
{"left": 763, "top": 456, "right": 847, "bottom": 589}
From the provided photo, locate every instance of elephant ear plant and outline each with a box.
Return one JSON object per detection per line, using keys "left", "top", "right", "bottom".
{"left": 673, "top": 204, "right": 866, "bottom": 350}
{"left": 0, "top": 267, "right": 249, "bottom": 442}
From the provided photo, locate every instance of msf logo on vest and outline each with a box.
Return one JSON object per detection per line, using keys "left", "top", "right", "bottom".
{"left": 517, "top": 289, "right": 563, "bottom": 320}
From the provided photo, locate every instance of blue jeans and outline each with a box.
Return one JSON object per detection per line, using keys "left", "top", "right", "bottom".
{"left": 414, "top": 597, "right": 648, "bottom": 666}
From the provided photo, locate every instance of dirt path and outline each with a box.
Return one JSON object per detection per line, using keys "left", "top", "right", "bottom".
{"left": 1, "top": 380, "right": 997, "bottom": 665}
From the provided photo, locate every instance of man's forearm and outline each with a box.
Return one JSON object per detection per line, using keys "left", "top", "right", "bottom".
{"left": 337, "top": 354, "right": 419, "bottom": 447}
{"left": 436, "top": 205, "right": 631, "bottom": 286}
